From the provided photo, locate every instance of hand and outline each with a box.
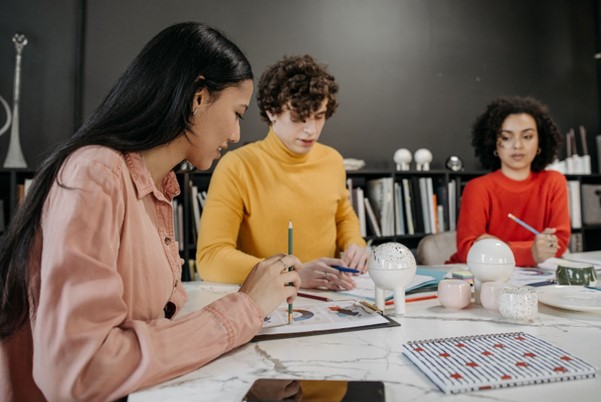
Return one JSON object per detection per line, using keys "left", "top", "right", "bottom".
{"left": 239, "top": 254, "right": 301, "bottom": 317}
{"left": 532, "top": 228, "right": 558, "bottom": 264}
{"left": 341, "top": 244, "right": 370, "bottom": 273}
{"left": 297, "top": 257, "right": 356, "bottom": 291}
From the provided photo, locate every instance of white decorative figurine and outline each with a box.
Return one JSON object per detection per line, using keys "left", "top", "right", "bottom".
{"left": 393, "top": 148, "right": 412, "bottom": 171}
{"left": 413, "top": 148, "right": 432, "bottom": 171}
{"left": 368, "top": 242, "right": 416, "bottom": 315}
{"left": 466, "top": 238, "right": 515, "bottom": 304}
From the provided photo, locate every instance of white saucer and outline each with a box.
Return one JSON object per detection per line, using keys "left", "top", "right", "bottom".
{"left": 537, "top": 285, "right": 601, "bottom": 313}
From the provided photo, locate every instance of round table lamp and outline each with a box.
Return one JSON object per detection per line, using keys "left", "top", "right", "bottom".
{"left": 393, "top": 148, "right": 412, "bottom": 171}
{"left": 467, "top": 238, "right": 515, "bottom": 304}
{"left": 368, "top": 242, "right": 417, "bottom": 315}
{"left": 414, "top": 148, "right": 432, "bottom": 171}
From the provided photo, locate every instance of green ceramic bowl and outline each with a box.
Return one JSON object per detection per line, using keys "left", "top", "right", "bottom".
{"left": 556, "top": 261, "right": 597, "bottom": 286}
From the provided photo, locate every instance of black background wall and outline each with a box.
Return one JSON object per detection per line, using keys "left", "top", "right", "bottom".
{"left": 1, "top": 0, "right": 600, "bottom": 171}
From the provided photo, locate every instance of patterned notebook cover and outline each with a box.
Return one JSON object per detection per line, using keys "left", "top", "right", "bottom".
{"left": 402, "top": 332, "right": 597, "bottom": 394}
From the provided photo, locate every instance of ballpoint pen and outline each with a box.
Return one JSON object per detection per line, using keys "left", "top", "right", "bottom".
{"left": 332, "top": 265, "right": 361, "bottom": 274}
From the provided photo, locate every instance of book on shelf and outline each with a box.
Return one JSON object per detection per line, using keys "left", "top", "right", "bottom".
{"left": 410, "top": 178, "right": 425, "bottom": 233}
{"left": 366, "top": 177, "right": 395, "bottom": 236}
{"left": 448, "top": 179, "right": 457, "bottom": 231}
{"left": 425, "top": 177, "right": 437, "bottom": 233}
{"left": 403, "top": 332, "right": 596, "bottom": 394}
{"left": 567, "top": 180, "right": 582, "bottom": 229}
{"left": 434, "top": 180, "right": 448, "bottom": 232}
{"left": 418, "top": 178, "right": 431, "bottom": 234}
{"left": 569, "top": 232, "right": 584, "bottom": 253}
{"left": 437, "top": 204, "right": 445, "bottom": 233}
{"left": 394, "top": 182, "right": 406, "bottom": 235}
{"left": 353, "top": 187, "right": 366, "bottom": 237}
{"left": 363, "top": 197, "right": 382, "bottom": 237}
{"left": 402, "top": 178, "right": 415, "bottom": 235}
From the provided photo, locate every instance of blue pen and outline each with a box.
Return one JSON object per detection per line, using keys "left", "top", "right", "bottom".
{"left": 507, "top": 213, "right": 540, "bottom": 235}
{"left": 332, "top": 265, "right": 361, "bottom": 274}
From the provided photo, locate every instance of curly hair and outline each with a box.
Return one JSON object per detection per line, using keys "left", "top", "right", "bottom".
{"left": 471, "top": 96, "right": 563, "bottom": 172}
{"left": 257, "top": 54, "right": 339, "bottom": 123}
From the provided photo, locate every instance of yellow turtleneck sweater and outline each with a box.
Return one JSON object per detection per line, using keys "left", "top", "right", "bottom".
{"left": 197, "top": 129, "right": 365, "bottom": 284}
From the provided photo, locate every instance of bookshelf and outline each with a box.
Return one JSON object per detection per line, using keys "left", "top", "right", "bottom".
{"left": 0, "top": 168, "right": 35, "bottom": 236}
{"left": 3, "top": 168, "right": 601, "bottom": 279}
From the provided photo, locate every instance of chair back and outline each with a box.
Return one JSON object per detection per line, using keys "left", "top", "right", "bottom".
{"left": 416, "top": 231, "right": 457, "bottom": 265}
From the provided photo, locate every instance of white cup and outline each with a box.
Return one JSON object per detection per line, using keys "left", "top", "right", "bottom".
{"left": 437, "top": 279, "right": 471, "bottom": 309}
{"left": 498, "top": 287, "right": 538, "bottom": 321}
{"left": 480, "top": 282, "right": 517, "bottom": 311}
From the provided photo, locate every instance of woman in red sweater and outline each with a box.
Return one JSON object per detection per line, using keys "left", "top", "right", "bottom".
{"left": 448, "top": 96, "right": 570, "bottom": 267}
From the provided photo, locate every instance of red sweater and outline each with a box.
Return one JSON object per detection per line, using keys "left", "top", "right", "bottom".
{"left": 448, "top": 169, "right": 571, "bottom": 267}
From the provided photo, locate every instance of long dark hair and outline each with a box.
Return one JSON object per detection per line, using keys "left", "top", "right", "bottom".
{"left": 471, "top": 96, "right": 563, "bottom": 172}
{"left": 0, "top": 22, "right": 253, "bottom": 339}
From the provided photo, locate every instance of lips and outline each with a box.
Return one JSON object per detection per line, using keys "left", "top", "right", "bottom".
{"left": 299, "top": 139, "right": 315, "bottom": 146}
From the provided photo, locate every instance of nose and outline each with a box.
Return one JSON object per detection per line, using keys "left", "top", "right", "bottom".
{"left": 303, "top": 118, "right": 317, "bottom": 134}
{"left": 229, "top": 127, "right": 241, "bottom": 144}
{"left": 513, "top": 137, "right": 523, "bottom": 149}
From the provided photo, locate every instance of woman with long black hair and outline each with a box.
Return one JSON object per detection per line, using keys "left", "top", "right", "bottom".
{"left": 0, "top": 22, "right": 300, "bottom": 401}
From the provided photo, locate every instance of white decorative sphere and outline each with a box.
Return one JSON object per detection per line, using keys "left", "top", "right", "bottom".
{"left": 467, "top": 238, "right": 515, "bottom": 282}
{"left": 414, "top": 148, "right": 433, "bottom": 164}
{"left": 368, "top": 242, "right": 416, "bottom": 289}
{"left": 369, "top": 242, "right": 416, "bottom": 270}
{"left": 368, "top": 242, "right": 417, "bottom": 315}
{"left": 393, "top": 148, "right": 412, "bottom": 165}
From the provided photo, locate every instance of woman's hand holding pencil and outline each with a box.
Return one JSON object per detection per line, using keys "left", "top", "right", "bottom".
{"left": 239, "top": 253, "right": 301, "bottom": 318}
{"left": 507, "top": 213, "right": 558, "bottom": 263}
{"left": 533, "top": 228, "right": 559, "bottom": 263}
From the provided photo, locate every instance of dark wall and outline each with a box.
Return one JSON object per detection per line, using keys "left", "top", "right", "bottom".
{"left": 0, "top": 0, "right": 79, "bottom": 170}
{"left": 1, "top": 0, "right": 599, "bottom": 171}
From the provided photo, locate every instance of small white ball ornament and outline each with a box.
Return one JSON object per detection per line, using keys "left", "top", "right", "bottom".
{"left": 393, "top": 148, "right": 412, "bottom": 171}
{"left": 414, "top": 148, "right": 433, "bottom": 171}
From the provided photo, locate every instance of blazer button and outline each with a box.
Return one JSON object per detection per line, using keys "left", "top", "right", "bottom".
{"left": 164, "top": 237, "right": 171, "bottom": 245}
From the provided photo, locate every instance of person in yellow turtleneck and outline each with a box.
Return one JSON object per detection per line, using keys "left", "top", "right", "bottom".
{"left": 197, "top": 55, "right": 369, "bottom": 290}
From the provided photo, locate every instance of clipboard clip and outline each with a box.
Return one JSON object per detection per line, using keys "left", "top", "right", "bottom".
{"left": 355, "top": 300, "right": 383, "bottom": 315}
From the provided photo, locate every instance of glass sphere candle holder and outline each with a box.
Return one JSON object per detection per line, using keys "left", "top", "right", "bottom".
{"left": 368, "top": 242, "right": 417, "bottom": 315}
{"left": 466, "top": 239, "right": 515, "bottom": 304}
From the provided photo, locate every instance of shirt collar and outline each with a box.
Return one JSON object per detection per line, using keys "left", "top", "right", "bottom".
{"left": 124, "top": 152, "right": 180, "bottom": 201}
{"left": 261, "top": 128, "right": 311, "bottom": 164}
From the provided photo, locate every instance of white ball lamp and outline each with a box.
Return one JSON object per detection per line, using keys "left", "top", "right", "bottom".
{"left": 393, "top": 148, "right": 412, "bottom": 171}
{"left": 466, "top": 238, "right": 515, "bottom": 304}
{"left": 414, "top": 148, "right": 433, "bottom": 171}
{"left": 368, "top": 242, "right": 417, "bottom": 315}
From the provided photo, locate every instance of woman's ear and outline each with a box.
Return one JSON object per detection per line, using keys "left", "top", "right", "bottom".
{"left": 194, "top": 90, "right": 204, "bottom": 107}
{"left": 192, "top": 88, "right": 209, "bottom": 115}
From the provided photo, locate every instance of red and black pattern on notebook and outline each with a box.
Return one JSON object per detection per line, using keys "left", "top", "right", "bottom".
{"left": 403, "top": 332, "right": 597, "bottom": 394}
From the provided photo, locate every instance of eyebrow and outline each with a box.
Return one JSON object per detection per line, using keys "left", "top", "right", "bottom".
{"left": 500, "top": 127, "right": 536, "bottom": 134}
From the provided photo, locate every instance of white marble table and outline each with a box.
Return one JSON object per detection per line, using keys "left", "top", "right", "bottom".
{"left": 130, "top": 280, "right": 601, "bottom": 401}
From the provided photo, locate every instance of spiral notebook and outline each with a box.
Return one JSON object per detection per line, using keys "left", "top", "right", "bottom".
{"left": 402, "top": 332, "right": 597, "bottom": 394}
